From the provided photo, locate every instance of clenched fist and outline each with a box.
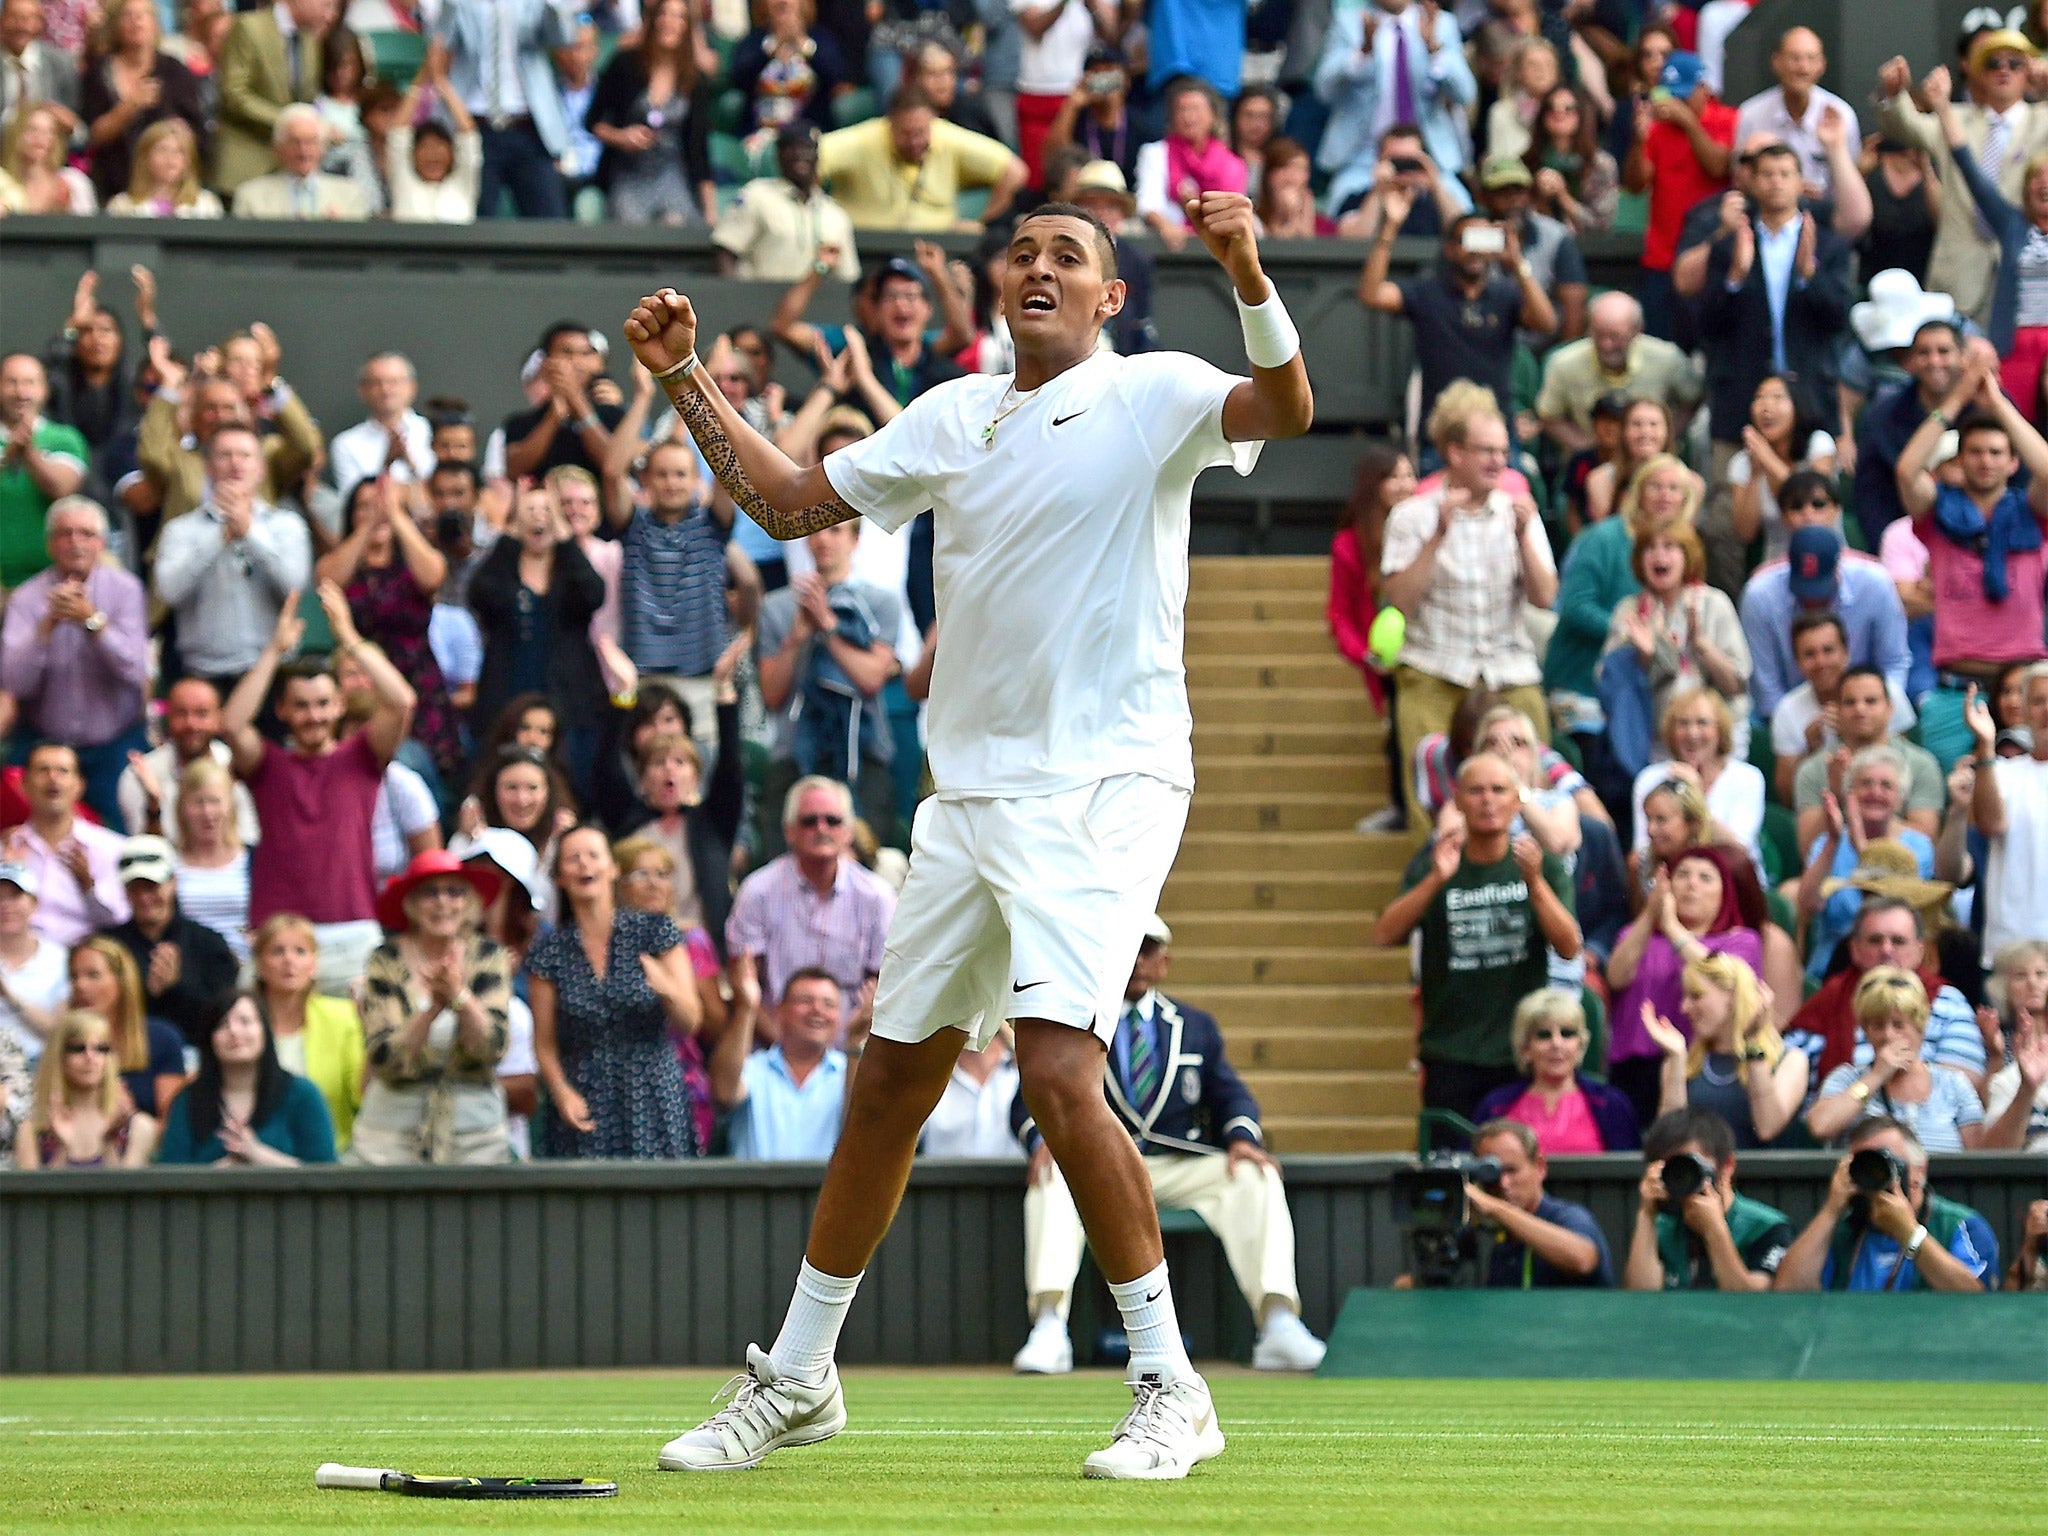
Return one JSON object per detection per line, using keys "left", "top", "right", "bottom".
{"left": 623, "top": 289, "right": 699, "bottom": 376}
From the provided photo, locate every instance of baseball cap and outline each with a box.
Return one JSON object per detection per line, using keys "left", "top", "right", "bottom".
{"left": 118, "top": 835, "right": 176, "bottom": 886}
{"left": 1787, "top": 526, "right": 1842, "bottom": 604}
{"left": 1083, "top": 43, "right": 1126, "bottom": 72}
{"left": 0, "top": 862, "right": 37, "bottom": 898}
{"left": 874, "top": 256, "right": 928, "bottom": 293}
{"left": 1479, "top": 155, "right": 1532, "bottom": 190}
{"left": 1143, "top": 913, "right": 1173, "bottom": 946}
{"left": 1659, "top": 51, "right": 1706, "bottom": 99}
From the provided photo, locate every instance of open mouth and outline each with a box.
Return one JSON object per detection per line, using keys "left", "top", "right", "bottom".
{"left": 1019, "top": 292, "right": 1057, "bottom": 315}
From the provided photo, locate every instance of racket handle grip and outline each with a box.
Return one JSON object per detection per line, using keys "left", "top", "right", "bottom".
{"left": 316, "top": 1464, "right": 400, "bottom": 1490}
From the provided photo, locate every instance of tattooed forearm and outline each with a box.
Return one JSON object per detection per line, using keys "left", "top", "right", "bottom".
{"left": 665, "top": 373, "right": 857, "bottom": 539}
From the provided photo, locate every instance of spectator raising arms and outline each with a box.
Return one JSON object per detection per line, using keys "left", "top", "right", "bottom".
{"left": 530, "top": 825, "right": 704, "bottom": 1158}
{"left": 13, "top": 1009, "right": 158, "bottom": 1168}
{"left": 223, "top": 584, "right": 417, "bottom": 995}
{"left": 350, "top": 851, "right": 515, "bottom": 1164}
{"left": 157, "top": 991, "right": 337, "bottom": 1165}
{"left": 1600, "top": 519, "right": 1750, "bottom": 750}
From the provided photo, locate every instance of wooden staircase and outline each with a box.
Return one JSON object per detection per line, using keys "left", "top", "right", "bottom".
{"left": 1161, "top": 555, "right": 1420, "bottom": 1152}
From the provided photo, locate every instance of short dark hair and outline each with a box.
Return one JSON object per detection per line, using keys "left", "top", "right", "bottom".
{"left": 271, "top": 658, "right": 335, "bottom": 706}
{"left": 1472, "top": 1118, "right": 1540, "bottom": 1161}
{"left": 1644, "top": 1106, "right": 1736, "bottom": 1168}
{"left": 784, "top": 965, "right": 842, "bottom": 996}
{"left": 1777, "top": 467, "right": 1835, "bottom": 510}
{"left": 1748, "top": 142, "right": 1800, "bottom": 173}
{"left": 413, "top": 120, "right": 454, "bottom": 152}
{"left": 205, "top": 420, "right": 262, "bottom": 455}
{"left": 1846, "top": 1112, "right": 1922, "bottom": 1151}
{"left": 1015, "top": 201, "right": 1119, "bottom": 280}
{"left": 1911, "top": 317, "right": 1962, "bottom": 349}
{"left": 539, "top": 320, "right": 594, "bottom": 356}
{"left": 1791, "top": 610, "right": 1847, "bottom": 649}
{"left": 1377, "top": 123, "right": 1423, "bottom": 152}
{"left": 1852, "top": 895, "right": 1924, "bottom": 942}
{"left": 887, "top": 83, "right": 935, "bottom": 117}
{"left": 1957, "top": 408, "right": 2014, "bottom": 452}
{"left": 24, "top": 741, "right": 78, "bottom": 773}
{"left": 1838, "top": 663, "right": 1889, "bottom": 695}
{"left": 430, "top": 458, "right": 480, "bottom": 493}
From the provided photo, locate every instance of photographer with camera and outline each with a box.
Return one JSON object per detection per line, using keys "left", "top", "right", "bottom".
{"left": 1465, "top": 1119, "right": 1614, "bottom": 1288}
{"left": 1774, "top": 1117, "right": 1992, "bottom": 1292}
{"left": 1623, "top": 1107, "right": 1794, "bottom": 1291}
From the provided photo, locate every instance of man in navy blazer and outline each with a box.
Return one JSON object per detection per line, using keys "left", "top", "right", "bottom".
{"left": 1008, "top": 917, "right": 1327, "bottom": 1374}
{"left": 1693, "top": 140, "right": 1853, "bottom": 465}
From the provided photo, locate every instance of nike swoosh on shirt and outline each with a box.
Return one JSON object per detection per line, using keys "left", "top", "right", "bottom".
{"left": 1052, "top": 410, "right": 1089, "bottom": 426}
{"left": 1012, "top": 980, "right": 1048, "bottom": 993}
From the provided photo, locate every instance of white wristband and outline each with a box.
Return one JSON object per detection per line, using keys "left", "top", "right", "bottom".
{"left": 655, "top": 351, "right": 700, "bottom": 382}
{"left": 1235, "top": 287, "right": 1300, "bottom": 370}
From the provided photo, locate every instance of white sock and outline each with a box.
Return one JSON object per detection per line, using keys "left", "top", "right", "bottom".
{"left": 768, "top": 1260, "right": 862, "bottom": 1384}
{"left": 1108, "top": 1261, "right": 1193, "bottom": 1382}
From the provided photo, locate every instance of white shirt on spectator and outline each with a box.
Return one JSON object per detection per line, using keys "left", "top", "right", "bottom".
{"left": 386, "top": 125, "right": 484, "bottom": 224}
{"left": 1985, "top": 1058, "right": 2048, "bottom": 1150}
{"left": 1629, "top": 758, "right": 1767, "bottom": 875}
{"left": 372, "top": 760, "right": 442, "bottom": 885}
{"left": 1769, "top": 678, "right": 1919, "bottom": 762}
{"left": 329, "top": 408, "right": 436, "bottom": 501}
{"left": 117, "top": 739, "right": 261, "bottom": 850}
{"left": 1984, "top": 755, "right": 2048, "bottom": 958}
{"left": 1733, "top": 84, "right": 1859, "bottom": 196}
{"left": 920, "top": 1059, "right": 1025, "bottom": 1157}
{"left": 1727, "top": 430, "right": 1836, "bottom": 565}
{"left": 0, "top": 937, "right": 71, "bottom": 1063}
{"left": 1011, "top": 0, "right": 1097, "bottom": 95}
{"left": 174, "top": 851, "right": 253, "bottom": 963}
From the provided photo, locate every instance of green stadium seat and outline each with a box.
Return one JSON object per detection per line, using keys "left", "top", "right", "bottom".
{"left": 832, "top": 87, "right": 879, "bottom": 128}
{"left": 714, "top": 88, "right": 747, "bottom": 135}
{"left": 1760, "top": 801, "right": 1801, "bottom": 888}
{"left": 1157, "top": 1207, "right": 1207, "bottom": 1234}
{"left": 1579, "top": 984, "right": 1609, "bottom": 1079}
{"left": 709, "top": 131, "right": 751, "bottom": 185}
{"left": 363, "top": 29, "right": 426, "bottom": 90}
{"left": 956, "top": 185, "right": 989, "bottom": 223}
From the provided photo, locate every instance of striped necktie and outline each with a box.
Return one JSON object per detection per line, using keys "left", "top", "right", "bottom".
{"left": 1976, "top": 114, "right": 2009, "bottom": 240}
{"left": 1125, "top": 1004, "right": 1160, "bottom": 1106}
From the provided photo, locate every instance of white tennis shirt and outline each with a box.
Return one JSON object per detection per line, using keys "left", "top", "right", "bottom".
{"left": 824, "top": 348, "right": 1259, "bottom": 800}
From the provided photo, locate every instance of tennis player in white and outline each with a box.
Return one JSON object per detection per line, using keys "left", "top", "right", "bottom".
{"left": 624, "top": 190, "right": 1312, "bottom": 1481}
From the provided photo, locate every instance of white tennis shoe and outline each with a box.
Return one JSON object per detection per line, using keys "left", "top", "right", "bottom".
{"left": 1251, "top": 1309, "right": 1328, "bottom": 1372}
{"left": 657, "top": 1344, "right": 846, "bottom": 1471}
{"left": 1011, "top": 1317, "right": 1074, "bottom": 1375}
{"left": 1081, "top": 1372, "right": 1226, "bottom": 1480}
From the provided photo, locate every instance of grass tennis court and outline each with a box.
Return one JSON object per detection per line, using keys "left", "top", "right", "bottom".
{"left": 4, "top": 1370, "right": 2043, "bottom": 1534}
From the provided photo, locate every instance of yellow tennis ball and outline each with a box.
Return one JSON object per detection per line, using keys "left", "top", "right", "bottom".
{"left": 1368, "top": 607, "right": 1406, "bottom": 668}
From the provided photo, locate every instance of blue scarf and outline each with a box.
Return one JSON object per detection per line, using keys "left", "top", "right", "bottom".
{"left": 1931, "top": 484, "right": 2042, "bottom": 601}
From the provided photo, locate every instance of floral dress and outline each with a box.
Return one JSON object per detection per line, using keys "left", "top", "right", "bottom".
{"left": 348, "top": 558, "right": 464, "bottom": 784}
{"left": 529, "top": 908, "right": 700, "bottom": 1159}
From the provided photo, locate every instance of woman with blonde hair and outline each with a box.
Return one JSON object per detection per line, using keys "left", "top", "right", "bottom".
{"left": 1601, "top": 517, "right": 1751, "bottom": 750}
{"left": 251, "top": 914, "right": 366, "bottom": 1151}
{"left": 107, "top": 117, "right": 222, "bottom": 216}
{"left": 1485, "top": 37, "right": 1563, "bottom": 163}
{"left": 2, "top": 103, "right": 97, "bottom": 213}
{"left": 1808, "top": 967, "right": 1985, "bottom": 1150}
{"left": 349, "top": 852, "right": 514, "bottom": 1165}
{"left": 13, "top": 1011, "right": 158, "bottom": 1168}
{"left": 1583, "top": 401, "right": 1700, "bottom": 526}
{"left": 1628, "top": 687, "right": 1767, "bottom": 878}
{"left": 82, "top": 0, "right": 208, "bottom": 206}
{"left": 68, "top": 937, "right": 184, "bottom": 1120}
{"left": 172, "top": 755, "right": 251, "bottom": 962}
{"left": 1470, "top": 988, "right": 1642, "bottom": 1154}
{"left": 1645, "top": 951, "right": 1807, "bottom": 1147}
{"left": 1545, "top": 451, "right": 1701, "bottom": 806}
{"left": 1985, "top": 939, "right": 2048, "bottom": 1149}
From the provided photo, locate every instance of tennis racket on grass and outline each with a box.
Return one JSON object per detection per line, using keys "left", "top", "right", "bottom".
{"left": 315, "top": 1464, "right": 618, "bottom": 1498}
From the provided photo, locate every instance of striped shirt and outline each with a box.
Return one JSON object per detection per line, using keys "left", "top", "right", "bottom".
{"left": 725, "top": 854, "right": 895, "bottom": 1031}
{"left": 619, "top": 504, "right": 729, "bottom": 678}
{"left": 174, "top": 851, "right": 251, "bottom": 963}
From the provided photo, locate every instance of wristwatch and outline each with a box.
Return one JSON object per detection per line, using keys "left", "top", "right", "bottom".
{"left": 82, "top": 611, "right": 106, "bottom": 635}
{"left": 1904, "top": 1224, "right": 1929, "bottom": 1261}
{"left": 1848, "top": 1080, "right": 1872, "bottom": 1103}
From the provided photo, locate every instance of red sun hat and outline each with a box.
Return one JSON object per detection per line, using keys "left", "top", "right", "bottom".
{"left": 376, "top": 849, "right": 502, "bottom": 934}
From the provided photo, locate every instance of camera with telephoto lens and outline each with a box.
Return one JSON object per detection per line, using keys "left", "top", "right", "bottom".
{"left": 1658, "top": 1151, "right": 1717, "bottom": 1213}
{"left": 1392, "top": 1153, "right": 1503, "bottom": 1288}
{"left": 1847, "top": 1147, "right": 1911, "bottom": 1225}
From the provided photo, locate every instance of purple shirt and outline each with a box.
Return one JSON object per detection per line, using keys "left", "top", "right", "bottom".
{"left": 1609, "top": 927, "right": 1763, "bottom": 1064}
{"left": 725, "top": 853, "right": 894, "bottom": 1032}
{"left": 0, "top": 563, "right": 149, "bottom": 747}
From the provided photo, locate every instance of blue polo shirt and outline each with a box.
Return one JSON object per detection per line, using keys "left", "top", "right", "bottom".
{"left": 1484, "top": 1194, "right": 1615, "bottom": 1288}
{"left": 729, "top": 1046, "right": 847, "bottom": 1160}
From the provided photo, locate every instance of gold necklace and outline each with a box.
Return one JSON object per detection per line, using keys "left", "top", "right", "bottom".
{"left": 979, "top": 381, "right": 1034, "bottom": 450}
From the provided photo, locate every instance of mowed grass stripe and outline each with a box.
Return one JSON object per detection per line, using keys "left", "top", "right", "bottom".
{"left": 0, "top": 1373, "right": 2042, "bottom": 1535}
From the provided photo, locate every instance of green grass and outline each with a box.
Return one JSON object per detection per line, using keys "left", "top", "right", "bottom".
{"left": 3, "top": 1371, "right": 2044, "bottom": 1534}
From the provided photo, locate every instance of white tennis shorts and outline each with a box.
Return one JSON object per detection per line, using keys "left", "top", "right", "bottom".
{"left": 870, "top": 773, "right": 1191, "bottom": 1052}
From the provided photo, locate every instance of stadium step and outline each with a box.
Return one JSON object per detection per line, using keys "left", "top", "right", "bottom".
{"left": 1180, "top": 555, "right": 1415, "bottom": 1154}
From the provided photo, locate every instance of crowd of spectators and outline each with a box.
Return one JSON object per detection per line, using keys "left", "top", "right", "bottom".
{"left": 1327, "top": 8, "right": 2048, "bottom": 1294}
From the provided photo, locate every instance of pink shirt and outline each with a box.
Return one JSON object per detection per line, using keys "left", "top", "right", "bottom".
{"left": 246, "top": 731, "right": 386, "bottom": 925}
{"left": 1504, "top": 1082, "right": 1606, "bottom": 1156}
{"left": 1878, "top": 516, "right": 1928, "bottom": 585}
{"left": 1917, "top": 510, "right": 2048, "bottom": 669}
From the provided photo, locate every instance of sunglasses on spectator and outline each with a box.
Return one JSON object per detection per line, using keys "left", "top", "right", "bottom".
{"left": 1984, "top": 54, "right": 2029, "bottom": 72}
{"left": 65, "top": 1041, "right": 114, "bottom": 1056}
{"left": 1782, "top": 496, "right": 1834, "bottom": 511}
{"left": 1530, "top": 1027, "right": 1582, "bottom": 1042}
{"left": 798, "top": 813, "right": 846, "bottom": 829}
{"left": 622, "top": 867, "right": 673, "bottom": 884}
